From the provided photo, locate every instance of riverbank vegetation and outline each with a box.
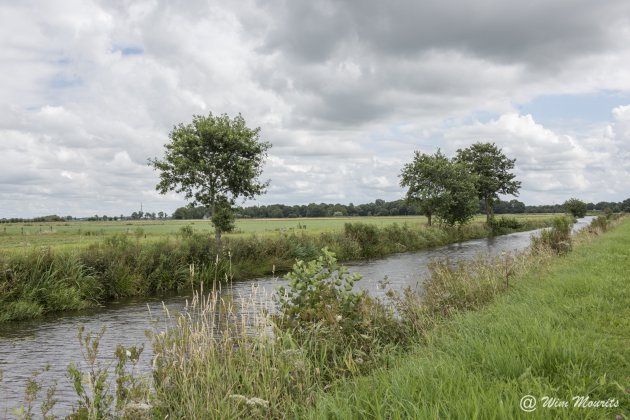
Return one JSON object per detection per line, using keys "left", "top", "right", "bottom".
{"left": 307, "top": 214, "right": 629, "bottom": 419}
{"left": 0, "top": 216, "right": 556, "bottom": 323}
{"left": 7, "top": 213, "right": 625, "bottom": 418}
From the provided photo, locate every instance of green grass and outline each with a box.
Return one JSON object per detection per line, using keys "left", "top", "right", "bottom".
{"left": 306, "top": 220, "right": 630, "bottom": 419}
{"left": 0, "top": 214, "right": 554, "bottom": 252}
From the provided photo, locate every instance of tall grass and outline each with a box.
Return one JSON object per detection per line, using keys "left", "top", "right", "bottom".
{"left": 146, "top": 214, "right": 623, "bottom": 419}
{"left": 149, "top": 253, "right": 412, "bottom": 418}
{"left": 0, "top": 217, "right": 556, "bottom": 322}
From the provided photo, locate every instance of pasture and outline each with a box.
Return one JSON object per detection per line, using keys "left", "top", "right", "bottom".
{"left": 0, "top": 214, "right": 555, "bottom": 252}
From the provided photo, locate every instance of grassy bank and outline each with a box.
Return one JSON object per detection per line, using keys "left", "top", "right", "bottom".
{"left": 0, "top": 216, "right": 553, "bottom": 323}
{"left": 307, "top": 218, "right": 630, "bottom": 419}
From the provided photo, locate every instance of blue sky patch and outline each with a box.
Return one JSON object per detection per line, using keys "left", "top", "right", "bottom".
{"left": 49, "top": 74, "right": 81, "bottom": 89}
{"left": 117, "top": 46, "right": 144, "bottom": 56}
{"left": 517, "top": 91, "right": 630, "bottom": 126}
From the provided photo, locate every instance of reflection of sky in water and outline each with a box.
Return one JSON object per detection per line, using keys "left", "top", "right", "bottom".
{"left": 0, "top": 217, "right": 593, "bottom": 415}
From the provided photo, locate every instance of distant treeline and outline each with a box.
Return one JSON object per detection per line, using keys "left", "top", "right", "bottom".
{"left": 171, "top": 198, "right": 630, "bottom": 220}
{"left": 0, "top": 215, "right": 70, "bottom": 223}
{"left": 2, "top": 198, "right": 628, "bottom": 223}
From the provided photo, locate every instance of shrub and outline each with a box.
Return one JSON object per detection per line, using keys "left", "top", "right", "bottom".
{"left": 344, "top": 223, "right": 382, "bottom": 258}
{"left": 275, "top": 248, "right": 411, "bottom": 381}
{"left": 531, "top": 216, "right": 573, "bottom": 254}
{"left": 276, "top": 248, "right": 363, "bottom": 329}
{"left": 563, "top": 198, "right": 587, "bottom": 218}
{"left": 487, "top": 216, "right": 523, "bottom": 235}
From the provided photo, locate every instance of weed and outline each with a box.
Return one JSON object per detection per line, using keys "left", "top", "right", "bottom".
{"left": 531, "top": 216, "right": 573, "bottom": 254}
{"left": 66, "top": 325, "right": 151, "bottom": 419}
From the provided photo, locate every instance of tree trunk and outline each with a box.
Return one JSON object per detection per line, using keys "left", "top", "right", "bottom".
{"left": 485, "top": 197, "right": 494, "bottom": 223}
{"left": 427, "top": 212, "right": 432, "bottom": 226}
{"left": 214, "top": 228, "right": 222, "bottom": 249}
{"left": 212, "top": 203, "right": 222, "bottom": 250}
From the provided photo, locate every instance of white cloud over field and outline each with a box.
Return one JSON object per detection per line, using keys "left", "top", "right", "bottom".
{"left": 2, "top": 0, "right": 630, "bottom": 217}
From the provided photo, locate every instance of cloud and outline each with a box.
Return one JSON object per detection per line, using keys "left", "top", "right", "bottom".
{"left": 442, "top": 111, "right": 630, "bottom": 203}
{"left": 1, "top": 0, "right": 630, "bottom": 217}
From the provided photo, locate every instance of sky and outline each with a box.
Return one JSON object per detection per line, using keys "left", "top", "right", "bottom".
{"left": 2, "top": 0, "right": 630, "bottom": 218}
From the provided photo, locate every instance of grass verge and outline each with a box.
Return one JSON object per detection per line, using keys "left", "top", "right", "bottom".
{"left": 306, "top": 217, "right": 630, "bottom": 419}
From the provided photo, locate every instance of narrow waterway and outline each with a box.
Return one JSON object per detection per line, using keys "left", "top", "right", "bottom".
{"left": 0, "top": 217, "right": 592, "bottom": 416}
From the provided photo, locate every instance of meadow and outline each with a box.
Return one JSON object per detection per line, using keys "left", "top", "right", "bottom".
{"left": 0, "top": 214, "right": 554, "bottom": 251}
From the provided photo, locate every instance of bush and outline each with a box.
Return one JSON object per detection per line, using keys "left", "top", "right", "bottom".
{"left": 276, "top": 248, "right": 363, "bottom": 329}
{"left": 487, "top": 216, "right": 523, "bottom": 235}
{"left": 531, "top": 216, "right": 573, "bottom": 254}
{"left": 344, "top": 223, "right": 381, "bottom": 258}
{"left": 275, "top": 248, "right": 410, "bottom": 380}
{"left": 563, "top": 198, "right": 587, "bottom": 218}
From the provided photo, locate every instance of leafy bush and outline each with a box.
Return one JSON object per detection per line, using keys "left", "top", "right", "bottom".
{"left": 563, "top": 198, "right": 587, "bottom": 218}
{"left": 487, "top": 216, "right": 523, "bottom": 235}
{"left": 276, "top": 248, "right": 363, "bottom": 329}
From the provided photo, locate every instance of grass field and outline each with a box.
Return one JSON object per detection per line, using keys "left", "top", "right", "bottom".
{"left": 0, "top": 214, "right": 555, "bottom": 251}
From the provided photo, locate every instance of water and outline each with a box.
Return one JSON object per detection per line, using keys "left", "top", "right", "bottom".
{"left": 0, "top": 217, "right": 592, "bottom": 416}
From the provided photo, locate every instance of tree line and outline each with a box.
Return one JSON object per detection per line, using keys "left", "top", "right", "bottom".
{"left": 169, "top": 198, "right": 629, "bottom": 220}
{"left": 3, "top": 198, "right": 627, "bottom": 225}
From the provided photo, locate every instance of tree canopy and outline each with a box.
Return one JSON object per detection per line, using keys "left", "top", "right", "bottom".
{"left": 455, "top": 142, "right": 521, "bottom": 222}
{"left": 149, "top": 113, "right": 271, "bottom": 243}
{"left": 399, "top": 150, "right": 450, "bottom": 226}
{"left": 563, "top": 198, "right": 587, "bottom": 218}
{"left": 400, "top": 149, "right": 478, "bottom": 226}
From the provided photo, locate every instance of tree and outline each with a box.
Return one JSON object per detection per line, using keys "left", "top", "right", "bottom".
{"left": 435, "top": 162, "right": 479, "bottom": 226}
{"left": 400, "top": 150, "right": 450, "bottom": 226}
{"left": 563, "top": 198, "right": 587, "bottom": 218}
{"left": 400, "top": 150, "right": 478, "bottom": 226}
{"left": 149, "top": 113, "right": 271, "bottom": 246}
{"left": 455, "top": 142, "right": 521, "bottom": 222}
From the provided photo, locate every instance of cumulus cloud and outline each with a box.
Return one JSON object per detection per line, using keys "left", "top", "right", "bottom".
{"left": 442, "top": 113, "right": 629, "bottom": 203}
{"left": 1, "top": 0, "right": 630, "bottom": 217}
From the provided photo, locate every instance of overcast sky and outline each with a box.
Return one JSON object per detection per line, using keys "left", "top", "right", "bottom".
{"left": 2, "top": 0, "right": 630, "bottom": 218}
